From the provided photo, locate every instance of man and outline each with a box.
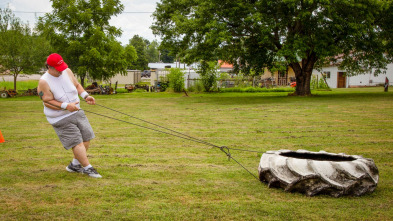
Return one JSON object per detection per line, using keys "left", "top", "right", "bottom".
{"left": 37, "top": 53, "right": 102, "bottom": 178}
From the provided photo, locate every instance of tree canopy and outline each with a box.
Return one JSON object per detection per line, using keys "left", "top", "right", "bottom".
{"left": 0, "top": 8, "right": 51, "bottom": 90}
{"left": 37, "top": 0, "right": 137, "bottom": 86}
{"left": 147, "top": 40, "right": 160, "bottom": 63}
{"left": 159, "top": 49, "right": 175, "bottom": 63}
{"left": 380, "top": 1, "right": 393, "bottom": 58}
{"left": 152, "top": 0, "right": 392, "bottom": 95}
{"left": 128, "top": 35, "right": 149, "bottom": 70}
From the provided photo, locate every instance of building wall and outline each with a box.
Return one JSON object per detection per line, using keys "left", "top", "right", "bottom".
{"left": 110, "top": 70, "right": 141, "bottom": 84}
{"left": 262, "top": 67, "right": 296, "bottom": 78}
{"left": 347, "top": 63, "right": 393, "bottom": 87}
{"left": 313, "top": 63, "right": 393, "bottom": 88}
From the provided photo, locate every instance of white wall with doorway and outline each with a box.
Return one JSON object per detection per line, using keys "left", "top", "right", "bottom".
{"left": 312, "top": 63, "right": 393, "bottom": 88}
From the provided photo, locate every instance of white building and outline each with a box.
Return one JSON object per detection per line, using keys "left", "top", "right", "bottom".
{"left": 312, "top": 63, "right": 393, "bottom": 88}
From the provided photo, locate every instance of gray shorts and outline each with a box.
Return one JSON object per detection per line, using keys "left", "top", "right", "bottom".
{"left": 52, "top": 110, "right": 95, "bottom": 150}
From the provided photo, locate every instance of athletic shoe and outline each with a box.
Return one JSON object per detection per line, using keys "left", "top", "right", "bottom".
{"left": 66, "top": 162, "right": 83, "bottom": 173}
{"left": 82, "top": 167, "right": 102, "bottom": 178}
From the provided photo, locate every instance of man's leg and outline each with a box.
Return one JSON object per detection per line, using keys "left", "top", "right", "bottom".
{"left": 71, "top": 141, "right": 102, "bottom": 178}
{"left": 72, "top": 142, "right": 90, "bottom": 167}
{"left": 83, "top": 141, "right": 90, "bottom": 151}
{"left": 70, "top": 141, "right": 90, "bottom": 166}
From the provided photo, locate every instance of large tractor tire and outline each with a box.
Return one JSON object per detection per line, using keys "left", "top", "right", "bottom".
{"left": 258, "top": 150, "right": 379, "bottom": 197}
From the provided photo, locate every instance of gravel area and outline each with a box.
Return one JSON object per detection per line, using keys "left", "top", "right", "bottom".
{"left": 1, "top": 74, "right": 42, "bottom": 82}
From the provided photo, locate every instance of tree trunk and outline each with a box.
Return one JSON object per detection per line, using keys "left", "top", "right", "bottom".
{"left": 13, "top": 73, "right": 18, "bottom": 91}
{"left": 80, "top": 75, "right": 85, "bottom": 88}
{"left": 289, "top": 52, "right": 317, "bottom": 96}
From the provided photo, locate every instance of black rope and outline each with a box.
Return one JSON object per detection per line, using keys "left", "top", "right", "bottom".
{"left": 83, "top": 109, "right": 222, "bottom": 147}
{"left": 43, "top": 100, "right": 261, "bottom": 181}
{"left": 94, "top": 103, "right": 222, "bottom": 149}
{"left": 85, "top": 103, "right": 262, "bottom": 182}
{"left": 94, "top": 103, "right": 265, "bottom": 154}
{"left": 219, "top": 146, "right": 260, "bottom": 180}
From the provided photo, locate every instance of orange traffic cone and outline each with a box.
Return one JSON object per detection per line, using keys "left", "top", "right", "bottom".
{"left": 0, "top": 130, "right": 4, "bottom": 143}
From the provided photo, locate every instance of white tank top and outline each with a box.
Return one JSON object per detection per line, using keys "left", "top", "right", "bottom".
{"left": 40, "top": 70, "right": 80, "bottom": 124}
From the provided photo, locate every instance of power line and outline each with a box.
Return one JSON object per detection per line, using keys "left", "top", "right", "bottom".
{"left": 9, "top": 10, "right": 154, "bottom": 14}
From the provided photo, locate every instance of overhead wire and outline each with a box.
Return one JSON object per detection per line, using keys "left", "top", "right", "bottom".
{"left": 9, "top": 10, "right": 154, "bottom": 14}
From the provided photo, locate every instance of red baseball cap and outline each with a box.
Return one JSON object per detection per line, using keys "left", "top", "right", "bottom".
{"left": 46, "top": 53, "right": 68, "bottom": 72}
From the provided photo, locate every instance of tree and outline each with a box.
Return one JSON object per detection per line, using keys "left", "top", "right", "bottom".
{"left": 125, "top": 44, "right": 138, "bottom": 68}
{"left": 152, "top": 0, "right": 391, "bottom": 96}
{"left": 159, "top": 48, "right": 175, "bottom": 63}
{"left": 379, "top": 1, "right": 393, "bottom": 58}
{"left": 147, "top": 40, "right": 160, "bottom": 63}
{"left": 196, "top": 60, "right": 219, "bottom": 92}
{"left": 129, "top": 35, "right": 149, "bottom": 70}
{"left": 37, "top": 0, "right": 136, "bottom": 87}
{"left": 0, "top": 8, "right": 51, "bottom": 90}
{"left": 167, "top": 68, "right": 185, "bottom": 92}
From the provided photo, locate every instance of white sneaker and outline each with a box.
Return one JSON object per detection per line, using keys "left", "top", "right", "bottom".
{"left": 82, "top": 167, "right": 102, "bottom": 178}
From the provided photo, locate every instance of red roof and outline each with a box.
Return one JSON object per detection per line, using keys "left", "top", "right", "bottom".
{"left": 218, "top": 60, "right": 233, "bottom": 68}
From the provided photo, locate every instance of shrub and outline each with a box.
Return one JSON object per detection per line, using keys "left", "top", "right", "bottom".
{"left": 196, "top": 61, "right": 219, "bottom": 92}
{"left": 158, "top": 81, "right": 169, "bottom": 92}
{"left": 167, "top": 68, "right": 185, "bottom": 92}
{"left": 187, "top": 79, "right": 204, "bottom": 93}
{"left": 134, "top": 88, "right": 147, "bottom": 93}
{"left": 311, "top": 75, "right": 329, "bottom": 89}
{"left": 136, "top": 81, "right": 151, "bottom": 86}
{"left": 220, "top": 87, "right": 294, "bottom": 93}
{"left": 116, "top": 88, "right": 128, "bottom": 93}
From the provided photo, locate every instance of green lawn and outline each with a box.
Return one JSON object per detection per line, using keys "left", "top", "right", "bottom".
{"left": 0, "top": 87, "right": 392, "bottom": 220}
{"left": 0, "top": 80, "right": 39, "bottom": 91}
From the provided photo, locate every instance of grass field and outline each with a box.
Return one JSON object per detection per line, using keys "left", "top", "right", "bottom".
{"left": 0, "top": 87, "right": 392, "bottom": 220}
{"left": 0, "top": 80, "right": 39, "bottom": 91}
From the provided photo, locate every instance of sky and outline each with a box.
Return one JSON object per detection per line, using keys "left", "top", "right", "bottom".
{"left": 0, "top": 0, "right": 161, "bottom": 45}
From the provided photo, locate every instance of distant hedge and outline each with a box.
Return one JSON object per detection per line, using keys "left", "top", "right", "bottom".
{"left": 219, "top": 87, "right": 295, "bottom": 93}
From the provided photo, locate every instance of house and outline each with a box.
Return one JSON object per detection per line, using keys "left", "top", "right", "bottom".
{"left": 260, "top": 67, "right": 297, "bottom": 86}
{"left": 312, "top": 63, "right": 393, "bottom": 88}
{"left": 218, "top": 60, "right": 234, "bottom": 73}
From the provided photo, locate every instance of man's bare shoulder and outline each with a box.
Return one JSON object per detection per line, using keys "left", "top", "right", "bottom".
{"left": 38, "top": 79, "right": 48, "bottom": 88}
{"left": 65, "top": 68, "right": 75, "bottom": 77}
{"left": 65, "top": 68, "right": 82, "bottom": 88}
{"left": 37, "top": 79, "right": 52, "bottom": 98}
{"left": 38, "top": 79, "right": 49, "bottom": 89}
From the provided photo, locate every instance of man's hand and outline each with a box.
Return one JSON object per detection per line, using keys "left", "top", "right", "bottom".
{"left": 85, "top": 96, "right": 95, "bottom": 105}
{"left": 66, "top": 101, "right": 80, "bottom": 112}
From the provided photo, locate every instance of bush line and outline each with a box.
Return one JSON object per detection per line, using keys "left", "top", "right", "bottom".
{"left": 219, "top": 87, "right": 295, "bottom": 93}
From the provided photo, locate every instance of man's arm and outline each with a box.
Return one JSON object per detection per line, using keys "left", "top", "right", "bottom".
{"left": 66, "top": 68, "right": 95, "bottom": 105}
{"left": 37, "top": 79, "right": 62, "bottom": 110}
{"left": 37, "top": 79, "right": 79, "bottom": 112}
